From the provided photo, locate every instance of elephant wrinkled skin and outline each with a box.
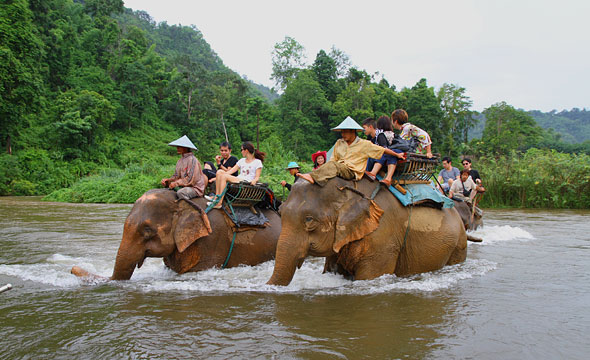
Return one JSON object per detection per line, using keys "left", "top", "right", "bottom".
{"left": 71, "top": 189, "right": 280, "bottom": 280}
{"left": 267, "top": 178, "right": 467, "bottom": 286}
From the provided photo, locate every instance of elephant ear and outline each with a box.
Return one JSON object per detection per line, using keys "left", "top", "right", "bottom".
{"left": 333, "top": 197, "right": 383, "bottom": 253}
{"left": 172, "top": 200, "right": 212, "bottom": 253}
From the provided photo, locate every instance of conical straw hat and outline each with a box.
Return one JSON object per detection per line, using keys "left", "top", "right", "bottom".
{"left": 168, "top": 135, "right": 197, "bottom": 150}
{"left": 331, "top": 116, "right": 363, "bottom": 131}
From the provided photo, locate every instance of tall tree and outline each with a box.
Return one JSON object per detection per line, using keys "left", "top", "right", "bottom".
{"left": 482, "top": 102, "right": 544, "bottom": 155}
{"left": 278, "top": 69, "right": 331, "bottom": 157}
{"left": 270, "top": 36, "right": 306, "bottom": 91}
{"left": 246, "top": 97, "right": 266, "bottom": 150}
{"left": 0, "top": 0, "right": 44, "bottom": 152}
{"left": 312, "top": 49, "right": 340, "bottom": 102}
{"left": 332, "top": 78, "right": 375, "bottom": 126}
{"left": 437, "top": 83, "right": 475, "bottom": 155}
{"left": 401, "top": 78, "right": 444, "bottom": 151}
{"left": 329, "top": 46, "right": 351, "bottom": 78}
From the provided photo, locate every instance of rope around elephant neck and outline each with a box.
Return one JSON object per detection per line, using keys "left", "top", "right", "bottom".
{"left": 401, "top": 188, "right": 415, "bottom": 252}
{"left": 222, "top": 231, "right": 237, "bottom": 269}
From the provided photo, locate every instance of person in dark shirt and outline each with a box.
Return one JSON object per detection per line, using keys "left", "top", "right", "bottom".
{"left": 462, "top": 157, "right": 485, "bottom": 192}
{"left": 364, "top": 116, "right": 405, "bottom": 186}
{"left": 362, "top": 117, "right": 377, "bottom": 143}
{"left": 203, "top": 141, "right": 238, "bottom": 183}
{"left": 280, "top": 162, "right": 301, "bottom": 191}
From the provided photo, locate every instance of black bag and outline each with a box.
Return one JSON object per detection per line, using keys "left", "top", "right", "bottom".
{"left": 387, "top": 134, "right": 419, "bottom": 153}
{"left": 461, "top": 181, "right": 472, "bottom": 197}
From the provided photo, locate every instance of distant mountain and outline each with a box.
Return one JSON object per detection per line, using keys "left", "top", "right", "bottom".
{"left": 528, "top": 108, "right": 590, "bottom": 143}
{"left": 468, "top": 108, "right": 590, "bottom": 144}
{"left": 243, "top": 77, "right": 279, "bottom": 102}
{"left": 115, "top": 9, "right": 275, "bottom": 102}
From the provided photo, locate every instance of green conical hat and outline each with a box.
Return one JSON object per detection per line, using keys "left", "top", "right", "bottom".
{"left": 168, "top": 135, "right": 197, "bottom": 150}
{"left": 331, "top": 116, "right": 363, "bottom": 131}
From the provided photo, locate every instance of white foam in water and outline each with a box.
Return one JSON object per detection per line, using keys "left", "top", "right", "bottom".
{"left": 469, "top": 225, "right": 535, "bottom": 245}
{"left": 0, "top": 262, "right": 80, "bottom": 287}
{"left": 124, "top": 257, "right": 497, "bottom": 295}
{"left": 1, "top": 253, "right": 497, "bottom": 295}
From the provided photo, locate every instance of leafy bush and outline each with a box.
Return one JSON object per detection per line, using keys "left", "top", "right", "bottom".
{"left": 476, "top": 148, "right": 590, "bottom": 208}
{"left": 44, "top": 163, "right": 173, "bottom": 203}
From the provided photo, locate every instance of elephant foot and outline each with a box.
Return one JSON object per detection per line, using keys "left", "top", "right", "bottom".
{"left": 71, "top": 266, "right": 109, "bottom": 281}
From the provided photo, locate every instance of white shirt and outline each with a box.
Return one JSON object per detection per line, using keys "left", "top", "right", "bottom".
{"left": 237, "top": 158, "right": 263, "bottom": 182}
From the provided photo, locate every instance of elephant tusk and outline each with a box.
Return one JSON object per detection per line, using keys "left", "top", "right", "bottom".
{"left": 0, "top": 284, "right": 12, "bottom": 294}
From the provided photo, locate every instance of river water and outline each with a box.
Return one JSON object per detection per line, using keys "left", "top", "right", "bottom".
{"left": 1, "top": 196, "right": 589, "bottom": 359}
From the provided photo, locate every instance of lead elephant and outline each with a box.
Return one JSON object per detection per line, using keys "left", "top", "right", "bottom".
{"left": 267, "top": 177, "right": 467, "bottom": 286}
{"left": 71, "top": 188, "right": 281, "bottom": 280}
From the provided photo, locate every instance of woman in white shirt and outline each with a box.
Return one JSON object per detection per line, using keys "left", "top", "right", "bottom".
{"left": 207, "top": 141, "right": 265, "bottom": 208}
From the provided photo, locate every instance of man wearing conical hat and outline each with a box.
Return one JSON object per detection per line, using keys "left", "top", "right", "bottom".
{"left": 297, "top": 117, "right": 404, "bottom": 186}
{"left": 161, "top": 135, "right": 206, "bottom": 200}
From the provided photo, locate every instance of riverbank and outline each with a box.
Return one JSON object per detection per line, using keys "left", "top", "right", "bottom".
{"left": 4, "top": 146, "right": 590, "bottom": 209}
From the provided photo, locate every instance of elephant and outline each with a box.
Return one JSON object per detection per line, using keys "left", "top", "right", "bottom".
{"left": 453, "top": 200, "right": 483, "bottom": 231}
{"left": 267, "top": 177, "right": 468, "bottom": 286}
{"left": 71, "top": 188, "right": 281, "bottom": 280}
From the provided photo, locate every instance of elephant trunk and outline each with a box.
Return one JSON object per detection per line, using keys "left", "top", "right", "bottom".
{"left": 267, "top": 229, "right": 308, "bottom": 286}
{"left": 110, "top": 237, "right": 145, "bottom": 280}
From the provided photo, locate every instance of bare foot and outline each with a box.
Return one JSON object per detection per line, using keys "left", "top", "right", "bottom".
{"left": 296, "top": 173, "right": 314, "bottom": 184}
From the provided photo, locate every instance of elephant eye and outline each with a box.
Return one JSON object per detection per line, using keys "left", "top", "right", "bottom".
{"left": 304, "top": 215, "right": 318, "bottom": 231}
{"left": 142, "top": 225, "right": 155, "bottom": 240}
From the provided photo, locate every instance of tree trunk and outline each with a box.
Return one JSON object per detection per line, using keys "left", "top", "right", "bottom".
{"left": 256, "top": 111, "right": 260, "bottom": 150}
{"left": 6, "top": 135, "right": 11, "bottom": 155}
{"left": 220, "top": 110, "right": 229, "bottom": 143}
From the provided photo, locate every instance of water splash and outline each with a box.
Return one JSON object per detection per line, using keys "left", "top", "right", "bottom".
{"left": 469, "top": 225, "right": 535, "bottom": 245}
{"left": 6, "top": 222, "right": 530, "bottom": 294}
{"left": 0, "top": 254, "right": 496, "bottom": 295}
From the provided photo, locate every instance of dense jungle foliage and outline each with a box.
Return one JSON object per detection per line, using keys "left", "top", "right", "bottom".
{"left": 2, "top": 0, "right": 590, "bottom": 208}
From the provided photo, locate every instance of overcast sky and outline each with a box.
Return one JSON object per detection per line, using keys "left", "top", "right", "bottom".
{"left": 123, "top": 0, "right": 589, "bottom": 112}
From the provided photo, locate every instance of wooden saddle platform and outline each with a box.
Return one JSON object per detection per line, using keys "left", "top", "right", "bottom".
{"left": 391, "top": 153, "right": 440, "bottom": 184}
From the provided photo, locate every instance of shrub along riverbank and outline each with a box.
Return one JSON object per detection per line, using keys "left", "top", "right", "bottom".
{"left": 2, "top": 128, "right": 589, "bottom": 208}
{"left": 40, "top": 147, "right": 590, "bottom": 209}
{"left": 41, "top": 134, "right": 313, "bottom": 204}
{"left": 475, "top": 148, "right": 590, "bottom": 209}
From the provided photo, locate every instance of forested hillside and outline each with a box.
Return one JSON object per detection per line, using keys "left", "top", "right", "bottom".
{"left": 1, "top": 0, "right": 589, "bottom": 208}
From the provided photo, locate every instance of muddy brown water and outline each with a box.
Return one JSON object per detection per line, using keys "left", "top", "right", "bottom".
{"left": 1, "top": 196, "right": 589, "bottom": 359}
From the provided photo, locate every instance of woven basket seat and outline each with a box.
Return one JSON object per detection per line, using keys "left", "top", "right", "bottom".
{"left": 224, "top": 182, "right": 269, "bottom": 207}
{"left": 392, "top": 153, "right": 440, "bottom": 184}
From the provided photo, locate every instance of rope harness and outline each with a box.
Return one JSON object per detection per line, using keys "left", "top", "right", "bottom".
{"left": 205, "top": 182, "right": 270, "bottom": 269}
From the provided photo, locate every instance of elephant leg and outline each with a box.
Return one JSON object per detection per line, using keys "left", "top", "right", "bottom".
{"left": 323, "top": 255, "right": 353, "bottom": 280}
{"left": 323, "top": 254, "right": 339, "bottom": 274}
{"left": 446, "top": 235, "right": 468, "bottom": 265}
{"left": 353, "top": 250, "right": 399, "bottom": 280}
